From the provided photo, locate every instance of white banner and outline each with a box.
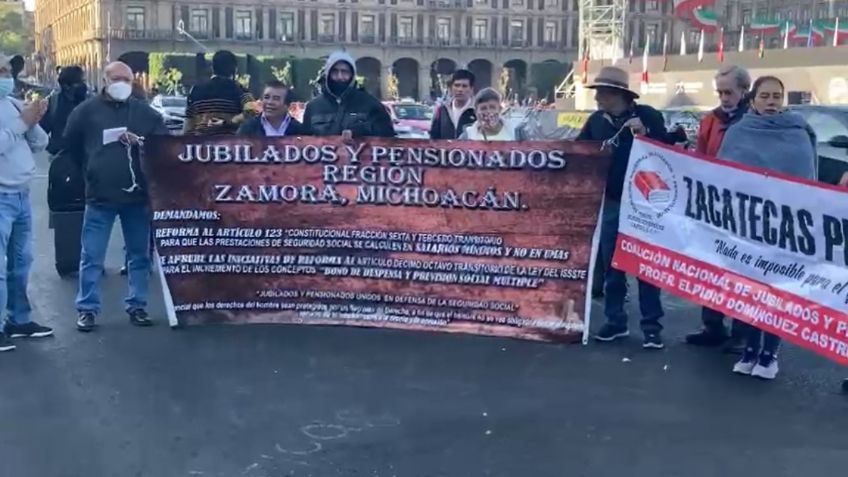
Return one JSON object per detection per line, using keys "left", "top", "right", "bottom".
{"left": 613, "top": 138, "right": 848, "bottom": 365}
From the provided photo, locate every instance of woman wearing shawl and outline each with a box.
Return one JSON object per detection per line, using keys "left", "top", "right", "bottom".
{"left": 718, "top": 76, "right": 818, "bottom": 381}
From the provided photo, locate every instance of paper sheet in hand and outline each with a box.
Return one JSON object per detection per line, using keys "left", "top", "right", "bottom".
{"left": 103, "top": 127, "right": 127, "bottom": 146}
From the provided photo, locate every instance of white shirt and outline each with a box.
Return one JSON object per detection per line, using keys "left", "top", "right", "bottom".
{"left": 462, "top": 122, "right": 516, "bottom": 141}
{"left": 448, "top": 98, "right": 472, "bottom": 129}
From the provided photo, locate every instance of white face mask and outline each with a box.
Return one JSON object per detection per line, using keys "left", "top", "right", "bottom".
{"left": 106, "top": 81, "right": 132, "bottom": 101}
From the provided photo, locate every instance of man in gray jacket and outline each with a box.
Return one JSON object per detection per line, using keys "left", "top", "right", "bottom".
{"left": 0, "top": 52, "right": 52, "bottom": 352}
{"left": 63, "top": 61, "right": 167, "bottom": 332}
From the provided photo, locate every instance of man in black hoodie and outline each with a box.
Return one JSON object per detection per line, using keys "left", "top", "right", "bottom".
{"left": 577, "top": 66, "right": 670, "bottom": 350}
{"left": 302, "top": 51, "right": 395, "bottom": 140}
{"left": 429, "top": 69, "right": 476, "bottom": 140}
{"left": 40, "top": 65, "right": 89, "bottom": 156}
{"left": 63, "top": 61, "right": 167, "bottom": 332}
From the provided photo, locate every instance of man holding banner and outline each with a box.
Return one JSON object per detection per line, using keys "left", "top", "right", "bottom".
{"left": 578, "top": 66, "right": 671, "bottom": 349}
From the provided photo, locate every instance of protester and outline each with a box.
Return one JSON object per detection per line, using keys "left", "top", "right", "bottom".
{"left": 429, "top": 69, "right": 477, "bottom": 140}
{"left": 183, "top": 50, "right": 255, "bottom": 136}
{"left": 62, "top": 61, "right": 168, "bottom": 332}
{"left": 0, "top": 52, "right": 53, "bottom": 352}
{"left": 687, "top": 65, "right": 752, "bottom": 352}
{"left": 577, "top": 66, "right": 670, "bottom": 349}
{"left": 237, "top": 80, "right": 309, "bottom": 137}
{"left": 458, "top": 88, "right": 517, "bottom": 141}
{"left": 302, "top": 51, "right": 395, "bottom": 140}
{"left": 719, "top": 75, "right": 817, "bottom": 380}
{"left": 39, "top": 66, "right": 89, "bottom": 156}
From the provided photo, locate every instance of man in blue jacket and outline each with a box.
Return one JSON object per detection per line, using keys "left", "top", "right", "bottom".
{"left": 577, "top": 66, "right": 671, "bottom": 350}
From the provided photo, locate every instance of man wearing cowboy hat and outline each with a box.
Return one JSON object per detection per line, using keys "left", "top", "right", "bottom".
{"left": 577, "top": 66, "right": 673, "bottom": 350}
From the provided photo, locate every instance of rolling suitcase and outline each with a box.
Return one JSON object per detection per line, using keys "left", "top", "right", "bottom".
{"left": 51, "top": 210, "right": 83, "bottom": 278}
{"left": 47, "top": 152, "right": 86, "bottom": 278}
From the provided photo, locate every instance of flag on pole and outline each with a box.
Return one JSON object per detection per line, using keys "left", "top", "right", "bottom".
{"left": 662, "top": 32, "right": 668, "bottom": 70}
{"left": 835, "top": 17, "right": 841, "bottom": 47}
{"left": 628, "top": 37, "right": 635, "bottom": 63}
{"left": 580, "top": 45, "right": 590, "bottom": 84}
{"left": 697, "top": 29, "right": 704, "bottom": 62}
{"left": 106, "top": 11, "right": 112, "bottom": 64}
{"left": 807, "top": 19, "right": 814, "bottom": 47}
{"left": 783, "top": 21, "right": 790, "bottom": 49}
{"left": 680, "top": 30, "right": 687, "bottom": 55}
{"left": 717, "top": 27, "right": 725, "bottom": 62}
{"left": 738, "top": 25, "right": 745, "bottom": 52}
{"left": 758, "top": 35, "right": 765, "bottom": 58}
{"left": 641, "top": 34, "right": 650, "bottom": 85}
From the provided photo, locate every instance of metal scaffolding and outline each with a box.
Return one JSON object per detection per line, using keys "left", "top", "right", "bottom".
{"left": 557, "top": 0, "right": 628, "bottom": 100}
{"left": 579, "top": 0, "right": 628, "bottom": 63}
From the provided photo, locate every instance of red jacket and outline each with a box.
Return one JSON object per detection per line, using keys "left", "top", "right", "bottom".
{"left": 696, "top": 106, "right": 747, "bottom": 157}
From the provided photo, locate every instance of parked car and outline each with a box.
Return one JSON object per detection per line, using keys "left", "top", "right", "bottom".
{"left": 787, "top": 105, "right": 848, "bottom": 185}
{"left": 151, "top": 95, "right": 187, "bottom": 134}
{"left": 383, "top": 99, "right": 433, "bottom": 137}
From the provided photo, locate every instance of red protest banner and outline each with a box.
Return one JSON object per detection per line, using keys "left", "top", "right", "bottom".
{"left": 614, "top": 139, "right": 848, "bottom": 365}
{"left": 143, "top": 136, "right": 610, "bottom": 343}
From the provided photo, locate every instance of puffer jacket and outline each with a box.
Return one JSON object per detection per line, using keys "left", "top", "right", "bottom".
{"left": 302, "top": 51, "right": 395, "bottom": 138}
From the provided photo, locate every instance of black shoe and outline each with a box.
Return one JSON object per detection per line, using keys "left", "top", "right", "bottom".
{"left": 128, "top": 309, "right": 153, "bottom": 327}
{"left": 0, "top": 334, "right": 16, "bottom": 352}
{"left": 76, "top": 313, "right": 97, "bottom": 332}
{"left": 5, "top": 321, "right": 54, "bottom": 339}
{"left": 120, "top": 265, "right": 128, "bottom": 276}
{"left": 594, "top": 324, "right": 629, "bottom": 342}
{"left": 643, "top": 333, "right": 665, "bottom": 350}
{"left": 685, "top": 328, "right": 729, "bottom": 347}
{"left": 723, "top": 335, "right": 746, "bottom": 355}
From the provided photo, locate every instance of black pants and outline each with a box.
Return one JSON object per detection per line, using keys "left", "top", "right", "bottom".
{"left": 702, "top": 307, "right": 744, "bottom": 336}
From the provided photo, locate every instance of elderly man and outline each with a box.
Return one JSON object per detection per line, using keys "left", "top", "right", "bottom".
{"left": 237, "top": 80, "right": 309, "bottom": 137}
{"left": 63, "top": 61, "right": 168, "bottom": 332}
{"left": 577, "top": 66, "right": 671, "bottom": 350}
{"left": 686, "top": 65, "right": 752, "bottom": 352}
{"left": 0, "top": 52, "right": 52, "bottom": 352}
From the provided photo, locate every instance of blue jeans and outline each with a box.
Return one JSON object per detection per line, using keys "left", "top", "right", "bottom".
{"left": 76, "top": 203, "right": 151, "bottom": 314}
{"left": 598, "top": 198, "right": 664, "bottom": 334}
{"left": 0, "top": 190, "right": 33, "bottom": 327}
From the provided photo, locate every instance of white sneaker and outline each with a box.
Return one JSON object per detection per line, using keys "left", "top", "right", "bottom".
{"left": 751, "top": 353, "right": 779, "bottom": 380}
{"left": 732, "top": 348, "right": 758, "bottom": 375}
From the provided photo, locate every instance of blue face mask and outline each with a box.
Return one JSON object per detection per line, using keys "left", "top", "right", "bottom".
{"left": 0, "top": 77, "right": 14, "bottom": 97}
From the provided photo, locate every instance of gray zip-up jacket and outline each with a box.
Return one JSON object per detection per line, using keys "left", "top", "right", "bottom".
{"left": 63, "top": 93, "right": 167, "bottom": 205}
{"left": 0, "top": 97, "right": 48, "bottom": 192}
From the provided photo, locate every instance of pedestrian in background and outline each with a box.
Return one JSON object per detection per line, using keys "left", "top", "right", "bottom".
{"left": 719, "top": 75, "right": 817, "bottom": 380}
{"left": 302, "top": 51, "right": 395, "bottom": 141}
{"left": 238, "top": 80, "right": 309, "bottom": 137}
{"left": 0, "top": 52, "right": 53, "bottom": 352}
{"left": 687, "top": 64, "right": 752, "bottom": 353}
{"left": 40, "top": 65, "right": 90, "bottom": 157}
{"left": 63, "top": 61, "right": 168, "bottom": 332}
{"left": 429, "top": 69, "right": 477, "bottom": 140}
{"left": 183, "top": 50, "right": 255, "bottom": 136}
{"left": 577, "top": 66, "right": 670, "bottom": 350}
{"left": 459, "top": 88, "right": 517, "bottom": 141}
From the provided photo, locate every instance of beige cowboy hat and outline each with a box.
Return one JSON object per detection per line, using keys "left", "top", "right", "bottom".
{"left": 586, "top": 66, "right": 639, "bottom": 99}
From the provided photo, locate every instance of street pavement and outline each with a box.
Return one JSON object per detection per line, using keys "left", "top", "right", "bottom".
{"left": 1, "top": 153, "right": 847, "bottom": 477}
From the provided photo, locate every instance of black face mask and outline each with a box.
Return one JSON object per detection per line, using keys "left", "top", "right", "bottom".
{"left": 328, "top": 78, "right": 350, "bottom": 96}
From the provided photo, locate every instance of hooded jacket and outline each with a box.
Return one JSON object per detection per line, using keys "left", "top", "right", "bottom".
{"left": 429, "top": 99, "right": 476, "bottom": 140}
{"left": 302, "top": 52, "right": 395, "bottom": 138}
{"left": 63, "top": 93, "right": 168, "bottom": 206}
{"left": 717, "top": 111, "right": 818, "bottom": 180}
